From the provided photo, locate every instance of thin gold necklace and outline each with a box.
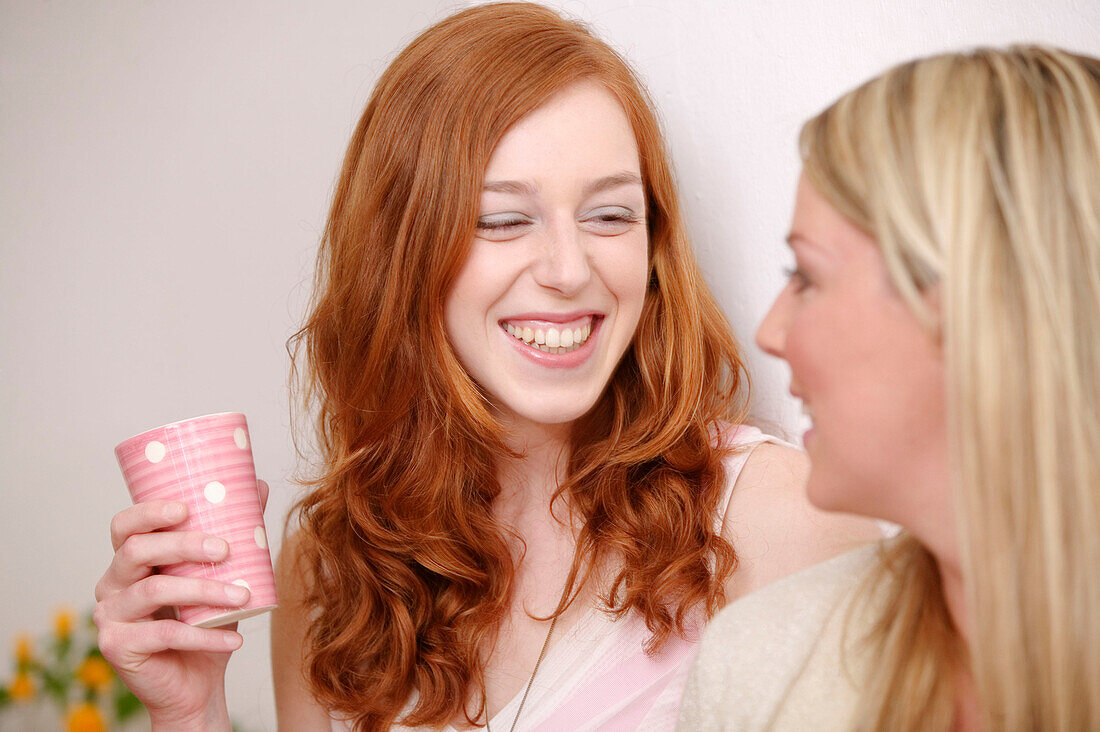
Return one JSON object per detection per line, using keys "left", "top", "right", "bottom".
{"left": 484, "top": 607, "right": 561, "bottom": 732}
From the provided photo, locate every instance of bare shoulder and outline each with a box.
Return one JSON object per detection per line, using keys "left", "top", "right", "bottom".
{"left": 273, "top": 527, "right": 313, "bottom": 600}
{"left": 721, "top": 442, "right": 881, "bottom": 602}
{"left": 271, "top": 529, "right": 333, "bottom": 730}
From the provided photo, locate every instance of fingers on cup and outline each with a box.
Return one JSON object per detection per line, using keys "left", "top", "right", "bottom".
{"left": 97, "top": 530, "right": 228, "bottom": 604}
{"left": 98, "top": 531, "right": 229, "bottom": 602}
{"left": 110, "top": 500, "right": 188, "bottom": 551}
{"left": 106, "top": 575, "right": 251, "bottom": 623}
{"left": 124, "top": 530, "right": 228, "bottom": 568}
{"left": 98, "top": 619, "right": 242, "bottom": 664}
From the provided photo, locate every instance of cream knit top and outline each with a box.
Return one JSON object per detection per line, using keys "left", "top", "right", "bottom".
{"left": 678, "top": 543, "right": 883, "bottom": 731}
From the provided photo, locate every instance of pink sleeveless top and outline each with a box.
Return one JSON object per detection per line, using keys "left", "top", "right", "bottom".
{"left": 332, "top": 425, "right": 776, "bottom": 731}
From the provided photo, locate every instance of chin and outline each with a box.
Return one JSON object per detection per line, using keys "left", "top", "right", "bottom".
{"left": 512, "top": 404, "right": 593, "bottom": 428}
{"left": 804, "top": 469, "right": 855, "bottom": 514}
{"left": 502, "top": 389, "right": 603, "bottom": 429}
{"left": 805, "top": 468, "right": 884, "bottom": 521}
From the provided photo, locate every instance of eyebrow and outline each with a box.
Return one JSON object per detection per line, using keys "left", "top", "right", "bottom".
{"left": 786, "top": 232, "right": 818, "bottom": 250}
{"left": 481, "top": 172, "right": 644, "bottom": 198}
{"left": 786, "top": 232, "right": 837, "bottom": 264}
{"left": 581, "top": 171, "right": 644, "bottom": 198}
{"left": 482, "top": 179, "right": 538, "bottom": 196}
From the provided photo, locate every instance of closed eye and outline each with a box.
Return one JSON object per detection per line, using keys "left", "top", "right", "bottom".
{"left": 476, "top": 213, "right": 534, "bottom": 240}
{"left": 583, "top": 206, "right": 643, "bottom": 235}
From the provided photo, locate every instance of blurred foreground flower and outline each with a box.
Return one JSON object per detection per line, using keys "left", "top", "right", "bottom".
{"left": 8, "top": 671, "right": 34, "bottom": 701}
{"left": 0, "top": 607, "right": 145, "bottom": 730}
{"left": 67, "top": 701, "right": 107, "bottom": 732}
{"left": 54, "top": 607, "right": 76, "bottom": 642}
{"left": 77, "top": 656, "right": 113, "bottom": 693}
{"left": 14, "top": 634, "right": 33, "bottom": 666}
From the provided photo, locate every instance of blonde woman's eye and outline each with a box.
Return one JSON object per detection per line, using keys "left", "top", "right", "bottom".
{"left": 783, "top": 266, "right": 812, "bottom": 293}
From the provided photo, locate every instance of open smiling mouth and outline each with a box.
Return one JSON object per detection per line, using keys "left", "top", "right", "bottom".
{"left": 501, "top": 315, "right": 599, "bottom": 355}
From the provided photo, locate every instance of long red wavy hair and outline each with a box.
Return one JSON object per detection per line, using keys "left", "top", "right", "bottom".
{"left": 288, "top": 3, "right": 750, "bottom": 729}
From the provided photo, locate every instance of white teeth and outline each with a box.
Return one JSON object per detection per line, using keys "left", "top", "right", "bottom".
{"left": 502, "top": 317, "right": 594, "bottom": 354}
{"left": 801, "top": 402, "right": 813, "bottom": 419}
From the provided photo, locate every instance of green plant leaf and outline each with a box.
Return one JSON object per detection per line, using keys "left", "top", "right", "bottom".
{"left": 40, "top": 668, "right": 70, "bottom": 705}
{"left": 114, "top": 686, "right": 144, "bottom": 722}
{"left": 51, "top": 637, "right": 73, "bottom": 663}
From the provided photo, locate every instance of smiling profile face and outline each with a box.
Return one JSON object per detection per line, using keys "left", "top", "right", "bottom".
{"left": 755, "top": 175, "right": 950, "bottom": 527}
{"left": 443, "top": 81, "right": 650, "bottom": 433}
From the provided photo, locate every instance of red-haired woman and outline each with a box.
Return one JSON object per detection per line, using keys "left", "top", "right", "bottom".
{"left": 93, "top": 4, "right": 877, "bottom": 730}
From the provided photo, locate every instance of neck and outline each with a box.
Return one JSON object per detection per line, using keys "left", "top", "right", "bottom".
{"left": 921, "top": 531, "right": 982, "bottom": 730}
{"left": 892, "top": 462, "right": 982, "bottom": 728}
{"left": 493, "top": 415, "right": 572, "bottom": 526}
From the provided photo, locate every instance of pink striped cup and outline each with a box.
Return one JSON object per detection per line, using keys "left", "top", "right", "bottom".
{"left": 114, "top": 412, "right": 278, "bottom": 627}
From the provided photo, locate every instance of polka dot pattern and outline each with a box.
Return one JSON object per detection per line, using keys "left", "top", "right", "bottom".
{"left": 116, "top": 413, "right": 276, "bottom": 627}
{"left": 145, "top": 441, "right": 166, "bottom": 463}
{"left": 204, "top": 481, "right": 226, "bottom": 504}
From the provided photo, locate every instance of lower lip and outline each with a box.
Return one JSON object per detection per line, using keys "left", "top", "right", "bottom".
{"left": 501, "top": 318, "right": 602, "bottom": 370}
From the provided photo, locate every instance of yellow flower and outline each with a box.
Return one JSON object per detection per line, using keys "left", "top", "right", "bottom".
{"left": 66, "top": 702, "right": 106, "bottom": 732}
{"left": 54, "top": 606, "right": 76, "bottom": 641}
{"left": 77, "top": 656, "right": 114, "bottom": 692}
{"left": 9, "top": 671, "right": 34, "bottom": 701}
{"left": 14, "top": 633, "right": 33, "bottom": 664}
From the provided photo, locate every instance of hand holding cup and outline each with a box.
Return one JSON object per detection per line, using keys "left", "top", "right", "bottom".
{"left": 94, "top": 413, "right": 277, "bottom": 729}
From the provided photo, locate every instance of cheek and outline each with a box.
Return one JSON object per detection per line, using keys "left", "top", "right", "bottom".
{"left": 794, "top": 306, "right": 947, "bottom": 518}
{"left": 444, "top": 245, "right": 514, "bottom": 331}
{"left": 442, "top": 276, "right": 477, "bottom": 354}
{"left": 442, "top": 246, "right": 515, "bottom": 379}
{"left": 782, "top": 306, "right": 838, "bottom": 391}
{"left": 594, "top": 233, "right": 649, "bottom": 318}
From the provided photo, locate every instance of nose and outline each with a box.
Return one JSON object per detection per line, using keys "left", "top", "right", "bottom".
{"left": 529, "top": 219, "right": 591, "bottom": 296}
{"left": 755, "top": 287, "right": 791, "bottom": 360}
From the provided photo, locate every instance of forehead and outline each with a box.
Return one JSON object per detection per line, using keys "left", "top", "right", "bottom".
{"left": 790, "top": 175, "right": 877, "bottom": 260}
{"left": 483, "top": 81, "right": 641, "bottom": 182}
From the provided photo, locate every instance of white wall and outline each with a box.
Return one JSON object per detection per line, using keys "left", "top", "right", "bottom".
{"left": 2, "top": 1, "right": 1096, "bottom": 728}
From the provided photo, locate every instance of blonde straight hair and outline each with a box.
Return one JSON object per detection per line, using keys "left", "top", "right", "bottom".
{"left": 801, "top": 47, "right": 1100, "bottom": 730}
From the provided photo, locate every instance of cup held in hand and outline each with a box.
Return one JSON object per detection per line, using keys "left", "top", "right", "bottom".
{"left": 115, "top": 412, "right": 278, "bottom": 627}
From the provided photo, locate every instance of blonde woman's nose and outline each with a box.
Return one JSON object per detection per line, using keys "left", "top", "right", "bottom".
{"left": 755, "top": 292, "right": 791, "bottom": 360}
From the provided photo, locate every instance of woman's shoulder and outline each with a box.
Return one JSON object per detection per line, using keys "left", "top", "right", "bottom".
{"left": 716, "top": 429, "right": 882, "bottom": 600}
{"left": 271, "top": 527, "right": 337, "bottom": 729}
{"left": 273, "top": 526, "right": 317, "bottom": 597}
{"left": 679, "top": 543, "right": 883, "bottom": 730}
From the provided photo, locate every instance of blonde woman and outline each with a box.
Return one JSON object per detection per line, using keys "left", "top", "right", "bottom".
{"left": 680, "top": 46, "right": 1100, "bottom": 730}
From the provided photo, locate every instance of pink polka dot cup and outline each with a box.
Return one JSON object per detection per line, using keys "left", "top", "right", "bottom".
{"left": 114, "top": 412, "right": 278, "bottom": 627}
